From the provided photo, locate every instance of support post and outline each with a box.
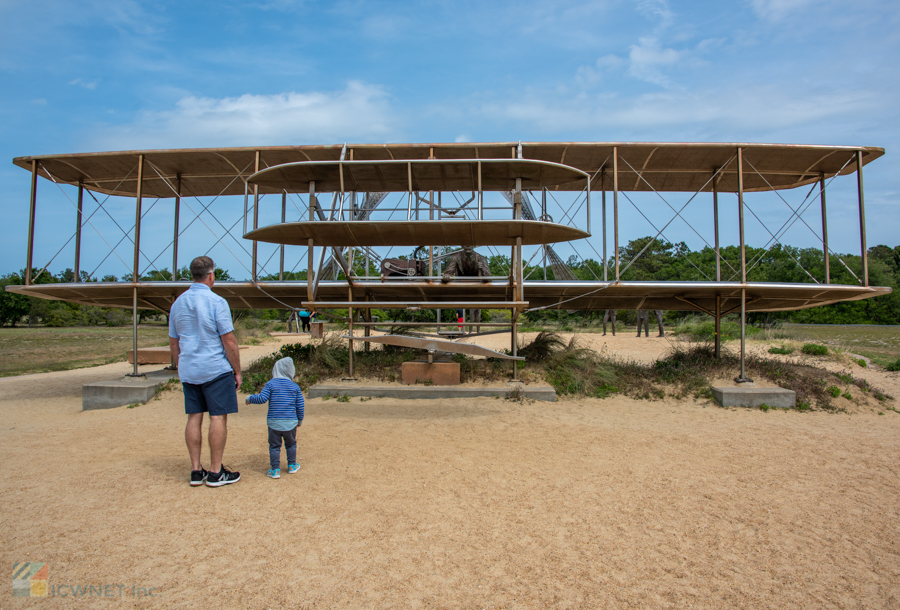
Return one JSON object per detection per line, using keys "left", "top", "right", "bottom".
{"left": 173, "top": 175, "right": 181, "bottom": 280}
{"left": 280, "top": 191, "right": 286, "bottom": 281}
{"left": 74, "top": 180, "right": 84, "bottom": 282}
{"left": 613, "top": 147, "right": 620, "bottom": 281}
{"left": 133, "top": 154, "right": 144, "bottom": 283}
{"left": 820, "top": 173, "right": 829, "bottom": 284}
{"left": 856, "top": 150, "right": 868, "bottom": 287}
{"left": 477, "top": 161, "right": 483, "bottom": 220}
{"left": 714, "top": 295, "right": 721, "bottom": 360}
{"left": 348, "top": 289, "right": 355, "bottom": 379}
{"left": 586, "top": 175, "right": 591, "bottom": 234}
{"left": 407, "top": 162, "right": 413, "bottom": 220}
{"left": 129, "top": 154, "right": 145, "bottom": 379}
{"left": 307, "top": 181, "right": 316, "bottom": 303}
{"left": 26, "top": 160, "right": 38, "bottom": 285}
{"left": 252, "top": 150, "right": 260, "bottom": 281}
{"left": 713, "top": 171, "right": 720, "bottom": 282}
{"left": 735, "top": 148, "right": 751, "bottom": 383}
{"left": 602, "top": 172, "right": 607, "bottom": 282}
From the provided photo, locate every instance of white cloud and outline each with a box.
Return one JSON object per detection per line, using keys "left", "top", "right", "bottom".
{"left": 749, "top": 0, "right": 818, "bottom": 21}
{"left": 92, "top": 81, "right": 402, "bottom": 149}
{"left": 627, "top": 36, "right": 685, "bottom": 87}
{"left": 635, "top": 0, "right": 674, "bottom": 30}
{"left": 68, "top": 78, "right": 98, "bottom": 90}
{"left": 454, "top": 134, "right": 471, "bottom": 143}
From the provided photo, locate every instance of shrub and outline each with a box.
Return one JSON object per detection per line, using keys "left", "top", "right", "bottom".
{"left": 827, "top": 386, "right": 841, "bottom": 398}
{"left": 853, "top": 358, "right": 867, "bottom": 368}
{"left": 768, "top": 344, "right": 794, "bottom": 355}
{"left": 885, "top": 358, "right": 900, "bottom": 372}
{"left": 801, "top": 343, "right": 828, "bottom": 356}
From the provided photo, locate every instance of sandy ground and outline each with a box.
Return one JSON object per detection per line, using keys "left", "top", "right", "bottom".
{"left": 2, "top": 332, "right": 900, "bottom": 608}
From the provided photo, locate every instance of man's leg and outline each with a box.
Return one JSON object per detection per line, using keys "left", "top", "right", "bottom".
{"left": 611, "top": 311, "right": 616, "bottom": 336}
{"left": 209, "top": 414, "right": 227, "bottom": 473}
{"left": 186, "top": 413, "right": 204, "bottom": 471}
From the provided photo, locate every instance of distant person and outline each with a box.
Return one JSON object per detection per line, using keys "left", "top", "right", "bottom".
{"left": 298, "top": 307, "right": 312, "bottom": 333}
{"left": 602, "top": 310, "right": 617, "bottom": 336}
{"left": 169, "top": 255, "right": 242, "bottom": 488}
{"left": 245, "top": 357, "right": 305, "bottom": 479}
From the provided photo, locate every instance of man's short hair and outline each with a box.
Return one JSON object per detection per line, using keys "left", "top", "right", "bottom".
{"left": 190, "top": 256, "right": 216, "bottom": 281}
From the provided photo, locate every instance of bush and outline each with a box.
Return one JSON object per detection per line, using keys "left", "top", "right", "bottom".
{"left": 801, "top": 343, "right": 828, "bottom": 356}
{"left": 885, "top": 358, "right": 900, "bottom": 372}
{"left": 768, "top": 344, "right": 793, "bottom": 355}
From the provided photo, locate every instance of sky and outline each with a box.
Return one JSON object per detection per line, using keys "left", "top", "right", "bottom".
{"left": 1, "top": 0, "right": 898, "bottom": 281}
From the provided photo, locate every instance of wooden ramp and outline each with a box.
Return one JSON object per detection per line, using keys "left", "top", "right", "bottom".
{"left": 342, "top": 335, "right": 524, "bottom": 361}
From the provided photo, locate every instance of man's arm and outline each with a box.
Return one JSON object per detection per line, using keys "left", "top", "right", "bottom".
{"left": 220, "top": 331, "right": 242, "bottom": 389}
{"left": 169, "top": 337, "right": 180, "bottom": 368}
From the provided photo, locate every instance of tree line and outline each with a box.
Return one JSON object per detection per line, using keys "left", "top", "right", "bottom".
{"left": 1, "top": 239, "right": 897, "bottom": 327}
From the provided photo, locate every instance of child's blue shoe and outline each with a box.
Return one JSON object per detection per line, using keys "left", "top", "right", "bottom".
{"left": 266, "top": 468, "right": 281, "bottom": 479}
{"left": 288, "top": 463, "right": 300, "bottom": 474}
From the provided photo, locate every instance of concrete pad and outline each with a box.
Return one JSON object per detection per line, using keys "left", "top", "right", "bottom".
{"left": 127, "top": 346, "right": 172, "bottom": 364}
{"left": 82, "top": 368, "right": 179, "bottom": 411}
{"left": 712, "top": 387, "right": 796, "bottom": 409}
{"left": 401, "top": 361, "right": 460, "bottom": 385}
{"left": 309, "top": 384, "right": 556, "bottom": 402}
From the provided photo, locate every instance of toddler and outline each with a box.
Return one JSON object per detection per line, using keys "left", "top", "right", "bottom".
{"left": 245, "top": 357, "right": 305, "bottom": 479}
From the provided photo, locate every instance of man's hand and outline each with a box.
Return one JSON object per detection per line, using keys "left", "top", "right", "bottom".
{"left": 234, "top": 372, "right": 242, "bottom": 389}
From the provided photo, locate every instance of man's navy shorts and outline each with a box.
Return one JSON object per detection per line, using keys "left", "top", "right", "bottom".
{"left": 183, "top": 372, "right": 239, "bottom": 416}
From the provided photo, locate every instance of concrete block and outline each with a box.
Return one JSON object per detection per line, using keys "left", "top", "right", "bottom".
{"left": 310, "top": 322, "right": 325, "bottom": 338}
{"left": 401, "top": 361, "right": 460, "bottom": 386}
{"left": 127, "top": 346, "right": 172, "bottom": 364}
{"left": 82, "top": 369, "right": 178, "bottom": 411}
{"left": 308, "top": 384, "right": 556, "bottom": 402}
{"left": 712, "top": 387, "right": 796, "bottom": 409}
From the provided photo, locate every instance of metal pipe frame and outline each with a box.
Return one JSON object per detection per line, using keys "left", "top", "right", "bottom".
{"left": 477, "top": 161, "right": 483, "bottom": 220}
{"left": 303, "top": 301, "right": 529, "bottom": 310}
{"left": 26, "top": 160, "right": 38, "bottom": 285}
{"left": 74, "top": 180, "right": 84, "bottom": 282}
{"left": 820, "top": 173, "right": 829, "bottom": 284}
{"left": 856, "top": 150, "right": 868, "bottom": 287}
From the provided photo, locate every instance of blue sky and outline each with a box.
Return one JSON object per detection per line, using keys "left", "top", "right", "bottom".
{"left": 1, "top": 0, "right": 898, "bottom": 280}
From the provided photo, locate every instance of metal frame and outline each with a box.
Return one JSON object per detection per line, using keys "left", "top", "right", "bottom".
{"left": 11, "top": 142, "right": 887, "bottom": 382}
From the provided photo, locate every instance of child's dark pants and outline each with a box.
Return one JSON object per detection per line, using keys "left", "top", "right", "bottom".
{"left": 268, "top": 427, "right": 298, "bottom": 469}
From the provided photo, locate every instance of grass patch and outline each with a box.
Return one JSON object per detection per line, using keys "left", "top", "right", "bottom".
{"left": 801, "top": 343, "right": 828, "bottom": 356}
{"left": 0, "top": 324, "right": 171, "bottom": 377}
{"left": 766, "top": 324, "right": 900, "bottom": 367}
{"left": 768, "top": 344, "right": 794, "bottom": 355}
{"left": 886, "top": 358, "right": 900, "bottom": 372}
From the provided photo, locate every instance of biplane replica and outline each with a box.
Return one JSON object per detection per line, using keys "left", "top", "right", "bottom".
{"left": 6, "top": 142, "right": 890, "bottom": 381}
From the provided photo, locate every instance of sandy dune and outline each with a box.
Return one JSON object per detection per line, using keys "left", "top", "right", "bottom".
{"left": 1, "top": 332, "right": 898, "bottom": 608}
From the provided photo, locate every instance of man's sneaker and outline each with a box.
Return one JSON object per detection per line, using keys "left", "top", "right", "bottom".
{"left": 190, "top": 468, "right": 208, "bottom": 486}
{"left": 267, "top": 468, "right": 281, "bottom": 479}
{"left": 206, "top": 466, "right": 240, "bottom": 487}
{"left": 287, "top": 463, "right": 300, "bottom": 474}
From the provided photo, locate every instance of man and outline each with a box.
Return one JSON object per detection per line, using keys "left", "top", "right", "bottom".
{"left": 169, "top": 256, "right": 242, "bottom": 487}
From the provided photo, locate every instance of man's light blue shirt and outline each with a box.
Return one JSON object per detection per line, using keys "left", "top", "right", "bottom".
{"left": 168, "top": 283, "right": 235, "bottom": 385}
